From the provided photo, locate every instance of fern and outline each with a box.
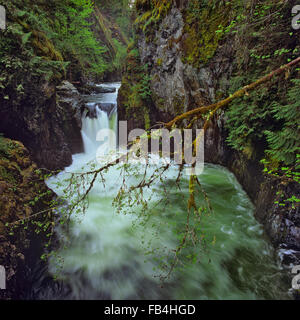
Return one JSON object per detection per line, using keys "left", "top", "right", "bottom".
{"left": 264, "top": 79, "right": 300, "bottom": 165}
{"left": 225, "top": 74, "right": 300, "bottom": 167}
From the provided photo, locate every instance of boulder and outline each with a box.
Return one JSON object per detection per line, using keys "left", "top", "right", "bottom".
{"left": 77, "top": 84, "right": 116, "bottom": 95}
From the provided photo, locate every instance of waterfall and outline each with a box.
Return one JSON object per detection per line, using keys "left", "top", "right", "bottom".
{"left": 81, "top": 106, "right": 110, "bottom": 154}
{"left": 78, "top": 82, "right": 120, "bottom": 160}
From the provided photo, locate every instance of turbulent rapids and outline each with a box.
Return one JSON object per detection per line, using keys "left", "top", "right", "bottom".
{"left": 27, "top": 83, "right": 290, "bottom": 300}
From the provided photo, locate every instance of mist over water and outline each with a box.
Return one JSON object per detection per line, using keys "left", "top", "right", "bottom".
{"left": 31, "top": 83, "right": 290, "bottom": 300}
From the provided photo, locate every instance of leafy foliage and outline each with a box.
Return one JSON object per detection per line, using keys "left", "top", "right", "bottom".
{"left": 52, "top": 0, "right": 108, "bottom": 77}
{"left": 0, "top": 0, "right": 133, "bottom": 86}
{"left": 224, "top": 1, "right": 300, "bottom": 167}
{"left": 264, "top": 79, "right": 300, "bottom": 165}
{"left": 0, "top": 20, "right": 68, "bottom": 107}
{"left": 225, "top": 76, "right": 274, "bottom": 155}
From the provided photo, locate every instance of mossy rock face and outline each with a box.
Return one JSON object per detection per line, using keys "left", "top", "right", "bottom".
{"left": 120, "top": 0, "right": 234, "bottom": 127}
{"left": 132, "top": 1, "right": 233, "bottom": 121}
{"left": 0, "top": 139, "right": 52, "bottom": 231}
{"left": 0, "top": 139, "right": 54, "bottom": 299}
{"left": 181, "top": 1, "right": 232, "bottom": 68}
{"left": 135, "top": 0, "right": 173, "bottom": 42}
{"left": 172, "top": 93, "right": 185, "bottom": 116}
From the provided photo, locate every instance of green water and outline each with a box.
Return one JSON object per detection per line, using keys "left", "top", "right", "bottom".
{"left": 44, "top": 159, "right": 290, "bottom": 300}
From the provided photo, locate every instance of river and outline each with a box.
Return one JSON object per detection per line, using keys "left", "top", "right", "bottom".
{"left": 27, "top": 83, "right": 290, "bottom": 300}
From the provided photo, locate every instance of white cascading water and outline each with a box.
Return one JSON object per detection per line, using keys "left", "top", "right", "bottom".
{"left": 33, "top": 82, "right": 290, "bottom": 300}
{"left": 81, "top": 107, "right": 109, "bottom": 155}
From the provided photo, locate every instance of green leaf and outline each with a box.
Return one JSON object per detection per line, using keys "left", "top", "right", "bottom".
{"left": 21, "top": 32, "right": 32, "bottom": 46}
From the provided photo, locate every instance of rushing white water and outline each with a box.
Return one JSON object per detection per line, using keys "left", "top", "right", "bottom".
{"left": 81, "top": 107, "right": 109, "bottom": 154}
{"left": 29, "top": 82, "right": 290, "bottom": 300}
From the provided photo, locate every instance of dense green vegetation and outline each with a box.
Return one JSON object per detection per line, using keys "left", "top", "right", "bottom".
{"left": 0, "top": 0, "right": 133, "bottom": 92}
{"left": 223, "top": 1, "right": 300, "bottom": 168}
{"left": 264, "top": 79, "right": 300, "bottom": 166}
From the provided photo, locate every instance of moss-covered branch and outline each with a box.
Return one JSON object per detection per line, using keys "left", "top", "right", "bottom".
{"left": 164, "top": 56, "right": 300, "bottom": 130}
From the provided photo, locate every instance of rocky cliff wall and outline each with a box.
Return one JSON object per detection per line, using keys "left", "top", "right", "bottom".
{"left": 0, "top": 80, "right": 84, "bottom": 171}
